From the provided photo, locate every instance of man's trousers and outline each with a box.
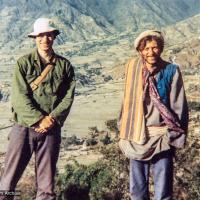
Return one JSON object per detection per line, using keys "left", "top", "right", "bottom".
{"left": 130, "top": 150, "right": 173, "bottom": 200}
{"left": 0, "top": 123, "right": 61, "bottom": 200}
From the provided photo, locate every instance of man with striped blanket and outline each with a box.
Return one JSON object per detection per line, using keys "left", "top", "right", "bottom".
{"left": 119, "top": 30, "right": 188, "bottom": 200}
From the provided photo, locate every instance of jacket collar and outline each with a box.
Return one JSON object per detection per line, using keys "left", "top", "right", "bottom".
{"left": 32, "top": 49, "right": 57, "bottom": 67}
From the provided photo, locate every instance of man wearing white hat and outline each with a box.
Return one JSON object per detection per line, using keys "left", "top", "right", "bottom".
{"left": 119, "top": 30, "right": 188, "bottom": 200}
{"left": 0, "top": 18, "right": 75, "bottom": 199}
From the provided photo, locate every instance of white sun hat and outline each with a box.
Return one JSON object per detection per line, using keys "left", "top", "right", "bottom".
{"left": 134, "top": 30, "right": 164, "bottom": 51}
{"left": 28, "top": 18, "right": 60, "bottom": 38}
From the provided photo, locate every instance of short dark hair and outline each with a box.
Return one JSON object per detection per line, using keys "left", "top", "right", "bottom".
{"left": 137, "top": 35, "right": 164, "bottom": 52}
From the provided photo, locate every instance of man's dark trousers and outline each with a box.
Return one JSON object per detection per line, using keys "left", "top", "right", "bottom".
{"left": 0, "top": 123, "right": 61, "bottom": 200}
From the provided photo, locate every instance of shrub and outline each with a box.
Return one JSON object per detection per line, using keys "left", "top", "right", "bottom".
{"left": 174, "top": 139, "right": 200, "bottom": 200}
{"left": 105, "top": 119, "right": 119, "bottom": 134}
{"left": 57, "top": 144, "right": 130, "bottom": 200}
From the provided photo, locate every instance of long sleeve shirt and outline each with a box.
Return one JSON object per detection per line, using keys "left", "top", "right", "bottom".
{"left": 11, "top": 50, "right": 76, "bottom": 127}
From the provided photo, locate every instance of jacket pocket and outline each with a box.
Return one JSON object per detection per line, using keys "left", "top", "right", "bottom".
{"left": 52, "top": 74, "right": 66, "bottom": 93}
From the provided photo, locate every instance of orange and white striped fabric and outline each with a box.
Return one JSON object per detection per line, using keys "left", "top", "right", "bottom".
{"left": 119, "top": 58, "right": 147, "bottom": 144}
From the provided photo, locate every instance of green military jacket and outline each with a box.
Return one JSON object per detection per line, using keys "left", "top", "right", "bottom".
{"left": 12, "top": 50, "right": 76, "bottom": 127}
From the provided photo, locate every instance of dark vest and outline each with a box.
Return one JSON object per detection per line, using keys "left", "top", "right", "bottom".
{"left": 156, "top": 63, "right": 177, "bottom": 106}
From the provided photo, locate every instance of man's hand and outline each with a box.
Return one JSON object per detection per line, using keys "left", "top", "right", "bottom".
{"left": 34, "top": 115, "right": 55, "bottom": 134}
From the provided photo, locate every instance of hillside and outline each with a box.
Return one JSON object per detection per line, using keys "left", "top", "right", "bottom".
{"left": 1, "top": 0, "right": 200, "bottom": 51}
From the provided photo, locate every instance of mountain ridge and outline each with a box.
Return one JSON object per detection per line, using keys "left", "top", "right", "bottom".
{"left": 1, "top": 0, "right": 200, "bottom": 52}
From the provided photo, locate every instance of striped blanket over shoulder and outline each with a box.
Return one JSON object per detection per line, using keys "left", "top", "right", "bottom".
{"left": 119, "top": 58, "right": 147, "bottom": 144}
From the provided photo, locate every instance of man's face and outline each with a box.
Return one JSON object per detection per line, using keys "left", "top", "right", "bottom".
{"left": 35, "top": 32, "right": 55, "bottom": 52}
{"left": 139, "top": 40, "right": 162, "bottom": 66}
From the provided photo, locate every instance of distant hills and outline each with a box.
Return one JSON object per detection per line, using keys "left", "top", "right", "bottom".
{"left": 1, "top": 0, "right": 200, "bottom": 51}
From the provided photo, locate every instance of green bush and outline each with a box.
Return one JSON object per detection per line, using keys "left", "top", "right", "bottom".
{"left": 57, "top": 144, "right": 130, "bottom": 200}
{"left": 100, "top": 133, "right": 112, "bottom": 145}
{"left": 174, "top": 139, "right": 200, "bottom": 200}
{"left": 105, "top": 119, "right": 119, "bottom": 134}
